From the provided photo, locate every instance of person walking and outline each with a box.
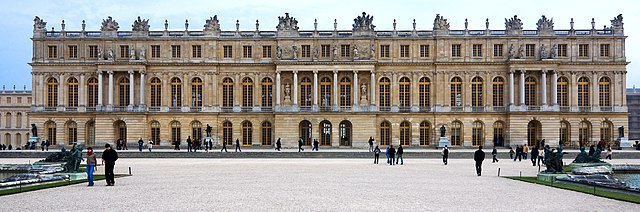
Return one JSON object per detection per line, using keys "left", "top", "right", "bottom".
{"left": 235, "top": 139, "right": 241, "bottom": 152}
{"left": 45, "top": 139, "right": 50, "bottom": 151}
{"left": 373, "top": 145, "right": 381, "bottom": 164}
{"left": 492, "top": 146, "right": 499, "bottom": 163}
{"left": 396, "top": 145, "right": 404, "bottom": 165}
{"left": 514, "top": 145, "right": 522, "bottom": 162}
{"left": 85, "top": 147, "right": 96, "bottom": 186}
{"left": 208, "top": 138, "right": 213, "bottom": 151}
{"left": 148, "top": 140, "right": 153, "bottom": 152}
{"left": 522, "top": 145, "right": 529, "bottom": 160}
{"left": 388, "top": 145, "right": 396, "bottom": 165}
{"left": 605, "top": 145, "right": 613, "bottom": 160}
{"left": 298, "top": 137, "right": 305, "bottom": 152}
{"left": 187, "top": 136, "right": 192, "bottom": 152}
{"left": 122, "top": 139, "right": 128, "bottom": 150}
{"left": 508, "top": 147, "right": 514, "bottom": 159}
{"left": 385, "top": 146, "right": 390, "bottom": 164}
{"left": 221, "top": 139, "right": 228, "bottom": 152}
{"left": 204, "top": 138, "right": 209, "bottom": 152}
{"left": 102, "top": 143, "right": 118, "bottom": 186}
{"left": 116, "top": 139, "right": 122, "bottom": 150}
{"left": 41, "top": 140, "right": 45, "bottom": 151}
{"left": 474, "top": 146, "right": 485, "bottom": 176}
{"left": 194, "top": 139, "right": 199, "bottom": 153}
{"left": 368, "top": 137, "right": 374, "bottom": 152}
{"left": 275, "top": 138, "right": 282, "bottom": 151}
{"left": 537, "top": 147, "right": 544, "bottom": 166}
{"left": 530, "top": 145, "right": 539, "bottom": 166}
{"left": 138, "top": 138, "right": 144, "bottom": 152}
{"left": 442, "top": 145, "right": 449, "bottom": 165}
{"left": 312, "top": 139, "right": 319, "bottom": 151}
{"left": 174, "top": 139, "right": 181, "bottom": 151}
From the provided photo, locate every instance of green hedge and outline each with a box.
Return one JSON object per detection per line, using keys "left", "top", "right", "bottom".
{"left": 506, "top": 176, "right": 640, "bottom": 204}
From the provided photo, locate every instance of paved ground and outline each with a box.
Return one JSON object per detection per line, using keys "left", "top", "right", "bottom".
{"left": 1, "top": 158, "right": 639, "bottom": 211}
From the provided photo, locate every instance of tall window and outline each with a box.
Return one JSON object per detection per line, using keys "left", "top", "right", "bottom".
{"left": 492, "top": 77, "right": 504, "bottom": 107}
{"left": 599, "top": 77, "right": 611, "bottom": 107}
{"left": 116, "top": 121, "right": 127, "bottom": 143}
{"left": 451, "top": 44, "right": 461, "bottom": 57}
{"left": 261, "top": 78, "right": 273, "bottom": 108}
{"left": 379, "top": 77, "right": 390, "bottom": 109}
{"left": 472, "top": 44, "right": 482, "bottom": 57}
{"left": 320, "top": 121, "right": 332, "bottom": 146}
{"left": 120, "top": 45, "right": 130, "bottom": 58}
{"left": 400, "top": 121, "right": 411, "bottom": 146}
{"left": 150, "top": 78, "right": 161, "bottom": 107}
{"left": 119, "top": 78, "right": 130, "bottom": 106}
{"left": 493, "top": 122, "right": 504, "bottom": 146}
{"left": 450, "top": 77, "right": 462, "bottom": 107}
{"left": 151, "top": 45, "right": 160, "bottom": 58}
{"left": 48, "top": 45, "right": 57, "bottom": 58}
{"left": 339, "top": 77, "right": 352, "bottom": 108}
{"left": 68, "top": 45, "right": 78, "bottom": 59}
{"left": 339, "top": 121, "right": 352, "bottom": 146}
{"left": 419, "top": 121, "right": 431, "bottom": 146}
{"left": 419, "top": 77, "right": 430, "bottom": 109}
{"left": 493, "top": 44, "right": 503, "bottom": 57}
{"left": 89, "top": 45, "right": 98, "bottom": 58}
{"left": 170, "top": 78, "right": 182, "bottom": 107}
{"left": 420, "top": 45, "right": 429, "bottom": 58}
{"left": 399, "top": 77, "right": 411, "bottom": 108}
{"left": 5, "top": 113, "right": 11, "bottom": 128}
{"left": 525, "top": 44, "right": 535, "bottom": 57}
{"left": 15, "top": 113, "right": 22, "bottom": 128}
{"left": 46, "top": 122, "right": 56, "bottom": 145}
{"left": 600, "top": 44, "right": 610, "bottom": 57}
{"left": 557, "top": 77, "right": 569, "bottom": 107}
{"left": 87, "top": 78, "right": 98, "bottom": 107}
{"left": 242, "top": 121, "right": 252, "bottom": 145}
{"left": 171, "top": 121, "right": 181, "bottom": 144}
{"left": 558, "top": 44, "right": 568, "bottom": 57}
{"left": 67, "top": 77, "right": 78, "bottom": 107}
{"left": 578, "top": 44, "right": 589, "bottom": 57}
{"left": 524, "top": 77, "right": 536, "bottom": 106}
{"left": 380, "top": 45, "right": 390, "bottom": 58}
{"left": 261, "top": 121, "right": 272, "bottom": 146}
{"left": 471, "top": 77, "right": 483, "bottom": 107}
{"left": 340, "top": 45, "right": 350, "bottom": 57}
{"left": 320, "top": 77, "right": 332, "bottom": 107}
{"left": 299, "top": 120, "right": 312, "bottom": 146}
{"left": 47, "top": 78, "right": 58, "bottom": 107}
{"left": 601, "top": 121, "right": 612, "bottom": 144}
{"left": 579, "top": 121, "right": 591, "bottom": 146}
{"left": 380, "top": 121, "right": 390, "bottom": 146}
{"left": 262, "top": 45, "right": 272, "bottom": 58}
{"left": 321, "top": 45, "right": 330, "bottom": 58}
{"left": 300, "top": 77, "right": 312, "bottom": 107}
{"left": 527, "top": 121, "right": 541, "bottom": 146}
{"left": 222, "top": 121, "right": 233, "bottom": 145}
{"left": 243, "top": 46, "right": 252, "bottom": 58}
{"left": 578, "top": 77, "right": 590, "bottom": 107}
{"left": 222, "top": 78, "right": 234, "bottom": 107}
{"left": 560, "top": 121, "right": 570, "bottom": 146}
{"left": 85, "top": 121, "right": 95, "bottom": 146}
{"left": 451, "top": 121, "right": 462, "bottom": 146}
{"left": 400, "top": 45, "right": 410, "bottom": 58}
{"left": 472, "top": 121, "right": 484, "bottom": 146}
{"left": 192, "top": 45, "right": 202, "bottom": 58}
{"left": 191, "top": 78, "right": 202, "bottom": 107}
{"left": 171, "top": 45, "right": 181, "bottom": 58}
{"left": 66, "top": 121, "right": 77, "bottom": 145}
{"left": 223, "top": 46, "right": 233, "bottom": 58}
{"left": 242, "top": 78, "right": 253, "bottom": 108}
{"left": 150, "top": 121, "right": 160, "bottom": 145}
{"left": 301, "top": 45, "right": 311, "bottom": 58}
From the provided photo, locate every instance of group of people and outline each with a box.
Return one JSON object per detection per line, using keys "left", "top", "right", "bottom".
{"left": 0, "top": 144, "right": 12, "bottom": 150}
{"left": 84, "top": 143, "right": 118, "bottom": 187}
{"left": 39, "top": 139, "right": 51, "bottom": 151}
{"left": 137, "top": 138, "right": 154, "bottom": 152}
{"left": 371, "top": 145, "right": 405, "bottom": 165}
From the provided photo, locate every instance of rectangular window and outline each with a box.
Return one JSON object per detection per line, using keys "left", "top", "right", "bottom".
{"left": 88, "top": 45, "right": 98, "bottom": 58}
{"left": 451, "top": 44, "right": 461, "bottom": 57}
{"left": 68, "top": 45, "right": 78, "bottom": 59}
{"left": 192, "top": 45, "right": 202, "bottom": 58}
{"left": 380, "top": 45, "right": 390, "bottom": 58}
{"left": 579, "top": 44, "right": 589, "bottom": 57}
{"left": 558, "top": 44, "right": 568, "bottom": 57}
{"left": 223, "top": 45, "right": 233, "bottom": 58}
{"left": 120, "top": 45, "right": 129, "bottom": 58}
{"left": 600, "top": 44, "right": 610, "bottom": 57}
{"left": 472, "top": 44, "right": 482, "bottom": 57}
{"left": 151, "top": 45, "right": 160, "bottom": 58}
{"left": 340, "top": 45, "right": 350, "bottom": 57}
{"left": 419, "top": 45, "right": 429, "bottom": 58}
{"left": 400, "top": 45, "right": 410, "bottom": 58}
{"left": 493, "top": 44, "right": 503, "bottom": 57}
{"left": 262, "top": 45, "right": 272, "bottom": 58}
{"left": 28, "top": 97, "right": 32, "bottom": 104}
{"left": 171, "top": 45, "right": 181, "bottom": 58}
{"left": 525, "top": 44, "right": 535, "bottom": 57}
{"left": 321, "top": 45, "right": 330, "bottom": 57}
{"left": 301, "top": 45, "right": 311, "bottom": 58}
{"left": 17, "top": 97, "right": 22, "bottom": 104}
{"left": 48, "top": 45, "right": 57, "bottom": 58}
{"left": 6, "top": 97, "right": 11, "bottom": 103}
{"left": 243, "top": 46, "right": 252, "bottom": 58}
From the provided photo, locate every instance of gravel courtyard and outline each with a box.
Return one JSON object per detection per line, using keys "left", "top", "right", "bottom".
{"left": 1, "top": 158, "right": 638, "bottom": 211}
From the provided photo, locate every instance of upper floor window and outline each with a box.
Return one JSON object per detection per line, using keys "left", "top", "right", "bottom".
{"left": 17, "top": 97, "right": 22, "bottom": 104}
{"left": 340, "top": 45, "right": 350, "bottom": 58}
{"left": 525, "top": 44, "right": 535, "bottom": 57}
{"left": 262, "top": 45, "right": 272, "bottom": 58}
{"left": 223, "top": 46, "right": 233, "bottom": 58}
{"left": 558, "top": 44, "right": 568, "bottom": 57}
{"left": 151, "top": 45, "right": 161, "bottom": 58}
{"left": 48, "top": 45, "right": 57, "bottom": 58}
{"left": 171, "top": 45, "right": 181, "bottom": 58}
{"left": 420, "top": 45, "right": 430, "bottom": 58}
{"left": 243, "top": 46, "right": 252, "bottom": 58}
{"left": 400, "top": 45, "right": 410, "bottom": 58}
{"left": 578, "top": 44, "right": 589, "bottom": 57}
{"left": 380, "top": 45, "right": 390, "bottom": 58}
{"left": 600, "top": 44, "right": 610, "bottom": 57}
{"left": 493, "top": 44, "right": 503, "bottom": 57}
{"left": 68, "top": 45, "right": 78, "bottom": 59}
{"left": 192, "top": 45, "right": 202, "bottom": 58}
{"left": 321, "top": 45, "right": 331, "bottom": 58}
{"left": 88, "top": 45, "right": 98, "bottom": 58}
{"left": 120, "top": 45, "right": 130, "bottom": 58}
{"left": 451, "top": 44, "right": 461, "bottom": 57}
{"left": 6, "top": 97, "right": 11, "bottom": 104}
{"left": 301, "top": 45, "right": 311, "bottom": 58}
{"left": 472, "top": 44, "right": 482, "bottom": 57}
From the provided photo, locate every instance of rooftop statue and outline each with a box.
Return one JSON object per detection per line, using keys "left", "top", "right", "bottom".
{"left": 132, "top": 16, "right": 150, "bottom": 31}
{"left": 610, "top": 14, "right": 624, "bottom": 35}
{"left": 353, "top": 12, "right": 375, "bottom": 31}
{"left": 536, "top": 15, "right": 554, "bottom": 31}
{"left": 276, "top": 13, "right": 299, "bottom": 31}
{"left": 101, "top": 16, "right": 119, "bottom": 31}
{"left": 433, "top": 14, "right": 450, "bottom": 30}
{"left": 203, "top": 15, "right": 221, "bottom": 31}
{"left": 505, "top": 15, "right": 523, "bottom": 31}
{"left": 33, "top": 16, "right": 47, "bottom": 31}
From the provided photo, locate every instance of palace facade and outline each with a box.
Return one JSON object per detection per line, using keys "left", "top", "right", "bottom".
{"left": 29, "top": 13, "right": 629, "bottom": 148}
{"left": 0, "top": 88, "right": 32, "bottom": 147}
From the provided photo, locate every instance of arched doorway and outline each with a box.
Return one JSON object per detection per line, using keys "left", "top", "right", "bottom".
{"left": 85, "top": 121, "right": 95, "bottom": 146}
{"left": 339, "top": 120, "right": 352, "bottom": 146}
{"left": 191, "top": 121, "right": 203, "bottom": 144}
{"left": 319, "top": 120, "right": 332, "bottom": 146}
{"left": 400, "top": 121, "right": 411, "bottom": 146}
{"left": 380, "top": 121, "right": 391, "bottom": 146}
{"left": 222, "top": 121, "right": 232, "bottom": 145}
{"left": 242, "top": 121, "right": 253, "bottom": 146}
{"left": 559, "top": 121, "right": 571, "bottom": 146}
{"left": 493, "top": 121, "right": 505, "bottom": 146}
{"left": 299, "top": 120, "right": 312, "bottom": 146}
{"left": 579, "top": 121, "right": 592, "bottom": 146}
{"left": 114, "top": 120, "right": 127, "bottom": 144}
{"left": 472, "top": 121, "right": 484, "bottom": 146}
{"left": 527, "top": 120, "right": 541, "bottom": 146}
{"left": 45, "top": 121, "right": 57, "bottom": 145}
{"left": 419, "top": 121, "right": 431, "bottom": 146}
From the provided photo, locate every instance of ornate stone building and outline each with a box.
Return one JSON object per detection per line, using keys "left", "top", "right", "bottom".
{"left": 0, "top": 87, "right": 32, "bottom": 147}
{"left": 29, "top": 13, "right": 628, "bottom": 148}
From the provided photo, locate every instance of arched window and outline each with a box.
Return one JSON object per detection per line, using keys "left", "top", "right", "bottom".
{"left": 493, "top": 121, "right": 504, "bottom": 146}
{"left": 87, "top": 78, "right": 98, "bottom": 107}
{"left": 557, "top": 77, "right": 569, "bottom": 107}
{"left": 380, "top": 121, "right": 391, "bottom": 146}
{"left": 339, "top": 121, "right": 352, "bottom": 146}
{"left": 379, "top": 77, "right": 390, "bottom": 109}
{"left": 67, "top": 77, "right": 78, "bottom": 107}
{"left": 299, "top": 120, "right": 312, "bottom": 146}
{"left": 5, "top": 113, "right": 11, "bottom": 129}
{"left": 472, "top": 121, "right": 484, "bottom": 146}
{"left": 46, "top": 121, "right": 57, "bottom": 145}
{"left": 599, "top": 77, "right": 611, "bottom": 107}
{"left": 119, "top": 77, "right": 130, "bottom": 106}
{"left": 170, "top": 77, "right": 182, "bottom": 107}
{"left": 222, "top": 78, "right": 234, "bottom": 108}
{"left": 191, "top": 121, "right": 202, "bottom": 144}
{"left": 261, "top": 121, "right": 272, "bottom": 145}
{"left": 150, "top": 78, "right": 162, "bottom": 107}
{"left": 16, "top": 113, "right": 22, "bottom": 128}
{"left": 191, "top": 78, "right": 203, "bottom": 107}
{"left": 527, "top": 120, "right": 541, "bottom": 146}
{"left": 320, "top": 77, "right": 332, "bottom": 108}
{"left": 492, "top": 77, "right": 504, "bottom": 107}
{"left": 300, "top": 77, "right": 312, "bottom": 107}
{"left": 242, "top": 77, "right": 253, "bottom": 108}
{"left": 600, "top": 121, "right": 612, "bottom": 145}
{"left": 450, "top": 77, "right": 462, "bottom": 107}
{"left": 150, "top": 121, "right": 160, "bottom": 145}
{"left": 15, "top": 133, "right": 21, "bottom": 146}
{"left": 47, "top": 78, "right": 58, "bottom": 107}
{"left": 560, "top": 121, "right": 570, "bottom": 146}
{"left": 242, "top": 121, "right": 252, "bottom": 145}
{"left": 471, "top": 77, "right": 483, "bottom": 107}
{"left": 85, "top": 121, "right": 95, "bottom": 146}
{"left": 400, "top": 121, "right": 411, "bottom": 146}
{"left": 320, "top": 120, "right": 332, "bottom": 146}
{"left": 419, "top": 121, "right": 431, "bottom": 146}
{"left": 578, "top": 77, "right": 590, "bottom": 107}
{"left": 66, "top": 121, "right": 77, "bottom": 145}
{"left": 419, "top": 77, "right": 431, "bottom": 110}
{"left": 261, "top": 78, "right": 273, "bottom": 108}
{"left": 4, "top": 133, "right": 10, "bottom": 146}
{"left": 451, "top": 121, "right": 462, "bottom": 146}
{"left": 399, "top": 77, "right": 411, "bottom": 108}
{"left": 222, "top": 121, "right": 233, "bottom": 145}
{"left": 579, "top": 121, "right": 591, "bottom": 146}
{"left": 171, "top": 121, "right": 181, "bottom": 144}
{"left": 525, "top": 77, "right": 536, "bottom": 106}
{"left": 339, "top": 77, "right": 352, "bottom": 108}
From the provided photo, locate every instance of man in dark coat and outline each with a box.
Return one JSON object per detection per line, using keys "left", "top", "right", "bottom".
{"left": 187, "top": 136, "right": 192, "bottom": 152}
{"left": 442, "top": 145, "right": 449, "bottom": 165}
{"left": 138, "top": 138, "right": 144, "bottom": 152}
{"left": 221, "top": 139, "right": 228, "bottom": 152}
{"left": 474, "top": 145, "right": 485, "bottom": 176}
{"left": 298, "top": 137, "right": 305, "bottom": 152}
{"left": 275, "top": 138, "right": 282, "bottom": 151}
{"left": 492, "top": 146, "right": 499, "bottom": 163}
{"left": 530, "top": 146, "right": 539, "bottom": 166}
{"left": 102, "top": 143, "right": 118, "bottom": 186}
{"left": 388, "top": 145, "right": 396, "bottom": 165}
{"left": 312, "top": 139, "right": 319, "bottom": 151}
{"left": 396, "top": 145, "right": 404, "bottom": 165}
{"left": 235, "top": 139, "right": 241, "bottom": 152}
{"left": 368, "top": 137, "right": 374, "bottom": 152}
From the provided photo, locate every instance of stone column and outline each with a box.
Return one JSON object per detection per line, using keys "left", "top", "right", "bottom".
{"left": 313, "top": 70, "right": 318, "bottom": 106}
{"left": 128, "top": 70, "right": 135, "bottom": 107}
{"left": 97, "top": 71, "right": 103, "bottom": 106}
{"left": 333, "top": 70, "right": 338, "bottom": 107}
{"left": 79, "top": 74, "right": 85, "bottom": 107}
{"left": 622, "top": 71, "right": 627, "bottom": 106}
{"left": 508, "top": 70, "right": 514, "bottom": 105}
{"left": 541, "top": 69, "right": 547, "bottom": 106}
{"left": 293, "top": 70, "right": 298, "bottom": 105}
{"left": 370, "top": 71, "right": 376, "bottom": 105}
{"left": 275, "top": 71, "right": 281, "bottom": 105}
{"left": 108, "top": 70, "right": 114, "bottom": 106}
{"left": 592, "top": 71, "right": 599, "bottom": 107}
{"left": 353, "top": 70, "right": 358, "bottom": 106}
{"left": 139, "top": 70, "right": 146, "bottom": 106}
{"left": 519, "top": 70, "right": 525, "bottom": 106}
{"left": 552, "top": 70, "right": 558, "bottom": 105}
{"left": 58, "top": 74, "right": 65, "bottom": 107}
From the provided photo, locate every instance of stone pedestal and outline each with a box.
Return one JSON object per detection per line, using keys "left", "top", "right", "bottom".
{"left": 438, "top": 137, "right": 450, "bottom": 148}
{"left": 618, "top": 137, "right": 631, "bottom": 148}
{"left": 28, "top": 137, "right": 40, "bottom": 147}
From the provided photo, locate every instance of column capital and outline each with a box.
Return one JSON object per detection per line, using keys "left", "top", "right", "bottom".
{"left": 128, "top": 70, "right": 135, "bottom": 74}
{"left": 107, "top": 70, "right": 114, "bottom": 75}
{"left": 508, "top": 69, "right": 514, "bottom": 74}
{"left": 276, "top": 70, "right": 281, "bottom": 74}
{"left": 520, "top": 70, "right": 526, "bottom": 74}
{"left": 541, "top": 69, "right": 548, "bottom": 74}
{"left": 333, "top": 69, "right": 338, "bottom": 74}
{"left": 313, "top": 69, "right": 318, "bottom": 74}
{"left": 140, "top": 69, "right": 146, "bottom": 75}
{"left": 353, "top": 70, "right": 358, "bottom": 74}
{"left": 293, "top": 70, "right": 298, "bottom": 74}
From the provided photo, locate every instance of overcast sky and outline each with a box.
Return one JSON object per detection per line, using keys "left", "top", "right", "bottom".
{"left": 0, "top": 0, "right": 637, "bottom": 90}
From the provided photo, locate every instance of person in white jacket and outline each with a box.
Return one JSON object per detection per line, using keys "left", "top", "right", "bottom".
{"left": 148, "top": 140, "right": 153, "bottom": 152}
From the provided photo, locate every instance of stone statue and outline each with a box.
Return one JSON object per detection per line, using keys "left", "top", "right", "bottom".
{"left": 206, "top": 124, "right": 212, "bottom": 137}
{"left": 550, "top": 44, "right": 558, "bottom": 58}
{"left": 440, "top": 125, "right": 446, "bottom": 137}
{"left": 539, "top": 44, "right": 548, "bottom": 60}
{"left": 619, "top": 126, "right": 625, "bottom": 138}
{"left": 204, "top": 15, "right": 221, "bottom": 31}
{"left": 360, "top": 83, "right": 367, "bottom": 98}
{"left": 536, "top": 15, "right": 554, "bottom": 31}
{"left": 276, "top": 46, "right": 282, "bottom": 59}
{"left": 130, "top": 48, "right": 136, "bottom": 60}
{"left": 292, "top": 46, "right": 298, "bottom": 59}
{"left": 542, "top": 144, "right": 564, "bottom": 173}
{"left": 370, "top": 44, "right": 375, "bottom": 58}
{"left": 516, "top": 45, "right": 524, "bottom": 59}
{"left": 132, "top": 16, "right": 150, "bottom": 31}
{"left": 276, "top": 13, "right": 299, "bottom": 31}
{"left": 97, "top": 47, "right": 103, "bottom": 59}
{"left": 332, "top": 46, "right": 338, "bottom": 60}
{"left": 505, "top": 15, "right": 523, "bottom": 31}
{"left": 101, "top": 16, "right": 119, "bottom": 31}
{"left": 284, "top": 83, "right": 291, "bottom": 98}
{"left": 352, "top": 12, "right": 375, "bottom": 31}
{"left": 33, "top": 16, "right": 47, "bottom": 32}
{"left": 433, "top": 14, "right": 450, "bottom": 30}
{"left": 507, "top": 44, "right": 516, "bottom": 59}
{"left": 31, "top": 124, "right": 38, "bottom": 138}
{"left": 353, "top": 45, "right": 359, "bottom": 59}
{"left": 610, "top": 14, "right": 623, "bottom": 34}
{"left": 313, "top": 46, "right": 319, "bottom": 59}
{"left": 139, "top": 48, "right": 146, "bottom": 59}
{"left": 107, "top": 49, "right": 114, "bottom": 60}
{"left": 64, "top": 144, "right": 83, "bottom": 173}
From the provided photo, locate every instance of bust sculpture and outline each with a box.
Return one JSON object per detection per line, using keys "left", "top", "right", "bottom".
{"left": 284, "top": 83, "right": 291, "bottom": 98}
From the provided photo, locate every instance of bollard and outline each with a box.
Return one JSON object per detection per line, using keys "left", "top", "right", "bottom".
{"left": 498, "top": 168, "right": 501, "bottom": 176}
{"left": 129, "top": 167, "right": 132, "bottom": 176}
{"left": 593, "top": 186, "right": 596, "bottom": 194}
{"left": 519, "top": 171, "right": 522, "bottom": 179}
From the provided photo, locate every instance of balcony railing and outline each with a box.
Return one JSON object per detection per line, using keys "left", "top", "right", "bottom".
{"left": 261, "top": 106, "right": 273, "bottom": 112}
{"left": 44, "top": 107, "right": 57, "bottom": 112}
{"left": 492, "top": 106, "right": 506, "bottom": 112}
{"left": 299, "top": 106, "right": 312, "bottom": 112}
{"left": 221, "top": 107, "right": 233, "bottom": 112}
{"left": 169, "top": 107, "right": 181, "bottom": 112}
{"left": 65, "top": 107, "right": 78, "bottom": 112}
{"left": 379, "top": 106, "right": 391, "bottom": 112}
{"left": 148, "top": 106, "right": 161, "bottom": 112}
{"left": 600, "top": 106, "right": 613, "bottom": 112}
{"left": 559, "top": 106, "right": 571, "bottom": 112}
{"left": 191, "top": 106, "right": 202, "bottom": 112}
{"left": 419, "top": 106, "right": 431, "bottom": 112}
{"left": 451, "top": 106, "right": 463, "bottom": 112}
{"left": 398, "top": 106, "right": 411, "bottom": 112}
{"left": 472, "top": 106, "right": 485, "bottom": 112}
{"left": 527, "top": 106, "right": 540, "bottom": 111}
{"left": 319, "top": 105, "right": 333, "bottom": 112}
{"left": 578, "top": 106, "right": 591, "bottom": 112}
{"left": 86, "top": 107, "right": 96, "bottom": 112}
{"left": 113, "top": 106, "right": 127, "bottom": 112}
{"left": 241, "top": 107, "right": 252, "bottom": 112}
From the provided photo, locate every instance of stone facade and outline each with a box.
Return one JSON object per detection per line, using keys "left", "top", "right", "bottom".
{"left": 29, "top": 13, "right": 629, "bottom": 148}
{"left": 627, "top": 88, "right": 640, "bottom": 141}
{"left": 0, "top": 88, "right": 32, "bottom": 147}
